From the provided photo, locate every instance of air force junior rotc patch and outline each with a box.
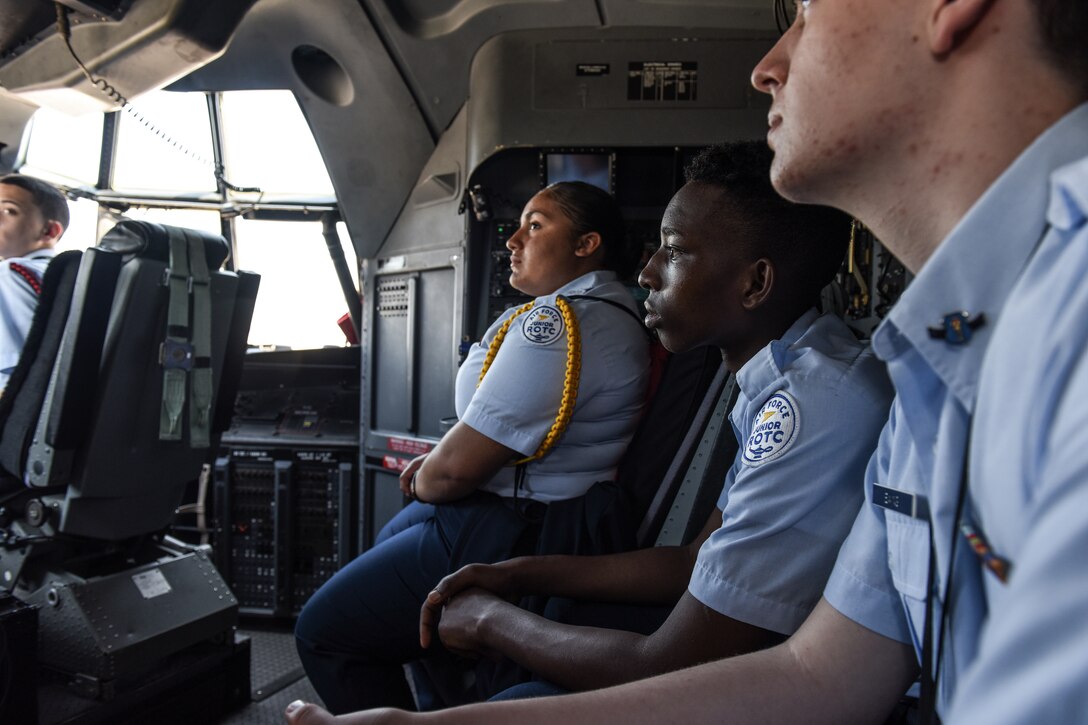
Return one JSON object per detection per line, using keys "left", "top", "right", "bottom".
{"left": 743, "top": 390, "right": 799, "bottom": 467}
{"left": 522, "top": 305, "right": 565, "bottom": 345}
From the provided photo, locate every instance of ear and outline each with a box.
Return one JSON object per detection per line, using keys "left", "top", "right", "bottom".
{"left": 741, "top": 258, "right": 775, "bottom": 311}
{"left": 573, "top": 231, "right": 603, "bottom": 259}
{"left": 928, "top": 0, "right": 996, "bottom": 56}
{"left": 40, "top": 220, "right": 64, "bottom": 245}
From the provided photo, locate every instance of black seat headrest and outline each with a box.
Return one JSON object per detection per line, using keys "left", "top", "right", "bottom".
{"left": 97, "top": 220, "right": 231, "bottom": 269}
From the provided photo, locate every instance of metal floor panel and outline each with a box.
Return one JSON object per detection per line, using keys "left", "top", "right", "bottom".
{"left": 219, "top": 676, "right": 323, "bottom": 725}
{"left": 217, "top": 626, "right": 324, "bottom": 724}
{"left": 241, "top": 628, "right": 306, "bottom": 701}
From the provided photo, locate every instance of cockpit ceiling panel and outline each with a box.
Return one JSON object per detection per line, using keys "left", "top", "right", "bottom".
{"left": 2, "top": 0, "right": 778, "bottom": 129}
{"left": 374, "top": 0, "right": 773, "bottom": 40}
{"left": 0, "top": 0, "right": 255, "bottom": 114}
{"left": 362, "top": 0, "right": 776, "bottom": 133}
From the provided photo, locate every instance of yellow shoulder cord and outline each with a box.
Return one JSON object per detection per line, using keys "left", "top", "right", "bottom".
{"left": 477, "top": 296, "right": 582, "bottom": 464}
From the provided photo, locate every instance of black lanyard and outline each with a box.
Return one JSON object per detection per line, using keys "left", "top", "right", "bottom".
{"left": 918, "top": 424, "right": 971, "bottom": 725}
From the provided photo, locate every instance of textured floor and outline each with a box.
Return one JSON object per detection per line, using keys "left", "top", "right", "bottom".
{"left": 245, "top": 629, "right": 306, "bottom": 701}
{"left": 217, "top": 626, "right": 325, "bottom": 725}
{"left": 219, "top": 675, "right": 323, "bottom": 725}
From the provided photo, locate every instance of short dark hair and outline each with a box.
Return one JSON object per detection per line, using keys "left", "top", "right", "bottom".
{"left": 684, "top": 141, "right": 851, "bottom": 313}
{"left": 0, "top": 174, "right": 70, "bottom": 232}
{"left": 1030, "top": 0, "right": 1088, "bottom": 90}
{"left": 542, "top": 181, "right": 639, "bottom": 279}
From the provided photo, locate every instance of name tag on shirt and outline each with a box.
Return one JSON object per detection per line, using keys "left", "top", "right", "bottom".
{"left": 872, "top": 483, "right": 929, "bottom": 520}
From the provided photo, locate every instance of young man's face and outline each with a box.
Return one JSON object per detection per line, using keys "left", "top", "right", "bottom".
{"left": 0, "top": 184, "right": 50, "bottom": 259}
{"left": 638, "top": 182, "right": 752, "bottom": 353}
{"left": 751, "top": 0, "right": 923, "bottom": 206}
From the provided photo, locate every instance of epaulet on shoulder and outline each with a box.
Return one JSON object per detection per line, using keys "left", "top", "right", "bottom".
{"left": 6, "top": 260, "right": 44, "bottom": 295}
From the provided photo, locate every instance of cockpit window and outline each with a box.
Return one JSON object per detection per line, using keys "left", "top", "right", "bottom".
{"left": 112, "top": 90, "right": 217, "bottom": 193}
{"left": 17, "top": 88, "right": 355, "bottom": 350}
{"left": 234, "top": 217, "right": 357, "bottom": 349}
{"left": 220, "top": 90, "right": 334, "bottom": 198}
{"left": 23, "top": 105, "right": 103, "bottom": 187}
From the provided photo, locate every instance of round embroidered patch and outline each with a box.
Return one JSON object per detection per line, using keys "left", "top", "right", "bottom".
{"left": 522, "top": 305, "right": 565, "bottom": 345}
{"left": 742, "top": 390, "right": 799, "bottom": 467}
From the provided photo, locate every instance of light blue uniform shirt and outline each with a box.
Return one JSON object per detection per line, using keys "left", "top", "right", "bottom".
{"left": 950, "top": 111, "right": 1088, "bottom": 722}
{"left": 456, "top": 270, "right": 649, "bottom": 502}
{"left": 1, "top": 249, "right": 55, "bottom": 392}
{"left": 688, "top": 310, "right": 892, "bottom": 634}
{"left": 824, "top": 104, "right": 1088, "bottom": 719}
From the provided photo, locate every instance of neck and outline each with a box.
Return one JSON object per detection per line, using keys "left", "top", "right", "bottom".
{"left": 828, "top": 2, "right": 1084, "bottom": 274}
{"left": 857, "top": 94, "right": 1076, "bottom": 274}
{"left": 560, "top": 264, "right": 604, "bottom": 289}
{"left": 719, "top": 311, "right": 797, "bottom": 374}
{"left": 3, "top": 243, "right": 49, "bottom": 259}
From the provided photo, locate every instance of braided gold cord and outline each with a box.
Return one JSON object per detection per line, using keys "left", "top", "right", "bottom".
{"left": 478, "top": 301, "right": 535, "bottom": 386}
{"left": 518, "top": 297, "right": 581, "bottom": 463}
{"left": 476, "top": 297, "right": 582, "bottom": 464}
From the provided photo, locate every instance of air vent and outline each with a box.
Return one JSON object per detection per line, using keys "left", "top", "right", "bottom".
{"left": 377, "top": 278, "right": 410, "bottom": 318}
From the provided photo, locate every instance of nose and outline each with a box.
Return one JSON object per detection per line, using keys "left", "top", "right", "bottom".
{"left": 507, "top": 226, "right": 525, "bottom": 251}
{"left": 507, "top": 222, "right": 528, "bottom": 250}
{"left": 751, "top": 28, "right": 791, "bottom": 95}
{"left": 638, "top": 249, "right": 662, "bottom": 291}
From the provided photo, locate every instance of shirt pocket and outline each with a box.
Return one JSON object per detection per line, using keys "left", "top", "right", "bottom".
{"left": 885, "top": 510, "right": 930, "bottom": 602}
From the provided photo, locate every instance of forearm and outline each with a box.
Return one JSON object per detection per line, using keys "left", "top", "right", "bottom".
{"left": 284, "top": 650, "right": 843, "bottom": 725}
{"left": 411, "top": 421, "right": 518, "bottom": 503}
{"left": 500, "top": 545, "right": 693, "bottom": 605}
{"left": 386, "top": 646, "right": 867, "bottom": 725}
{"left": 411, "top": 465, "right": 482, "bottom": 504}
{"left": 304, "top": 601, "right": 917, "bottom": 725}
{"left": 467, "top": 599, "right": 916, "bottom": 724}
{"left": 478, "top": 598, "right": 655, "bottom": 691}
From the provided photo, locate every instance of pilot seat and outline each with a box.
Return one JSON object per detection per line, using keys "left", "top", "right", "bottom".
{"left": 0, "top": 220, "right": 259, "bottom": 702}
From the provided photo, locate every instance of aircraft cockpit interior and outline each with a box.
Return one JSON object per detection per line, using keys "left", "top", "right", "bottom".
{"left": 0, "top": 1, "right": 913, "bottom": 722}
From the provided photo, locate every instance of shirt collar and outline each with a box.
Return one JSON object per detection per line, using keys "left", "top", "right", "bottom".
{"left": 873, "top": 102, "right": 1088, "bottom": 413}
{"left": 736, "top": 307, "right": 820, "bottom": 400}
{"left": 555, "top": 270, "right": 619, "bottom": 296}
{"left": 1048, "top": 153, "right": 1088, "bottom": 233}
{"left": 2, "top": 247, "right": 57, "bottom": 263}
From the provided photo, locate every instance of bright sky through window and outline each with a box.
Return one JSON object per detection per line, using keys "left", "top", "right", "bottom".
{"left": 20, "top": 89, "right": 353, "bottom": 349}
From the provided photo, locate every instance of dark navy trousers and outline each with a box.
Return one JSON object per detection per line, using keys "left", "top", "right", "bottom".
{"left": 294, "top": 492, "right": 536, "bottom": 714}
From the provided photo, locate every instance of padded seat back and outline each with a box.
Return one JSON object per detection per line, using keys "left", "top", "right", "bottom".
{"left": 0, "top": 221, "right": 258, "bottom": 541}
{"left": 617, "top": 345, "right": 726, "bottom": 545}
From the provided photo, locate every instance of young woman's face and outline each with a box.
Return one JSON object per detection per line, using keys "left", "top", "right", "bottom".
{"left": 506, "top": 190, "right": 589, "bottom": 297}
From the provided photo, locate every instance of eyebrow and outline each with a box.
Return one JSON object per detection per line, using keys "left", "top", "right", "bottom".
{"left": 660, "top": 225, "right": 681, "bottom": 237}
{"left": 523, "top": 209, "right": 553, "bottom": 220}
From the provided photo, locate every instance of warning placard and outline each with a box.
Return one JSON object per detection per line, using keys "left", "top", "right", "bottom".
{"left": 132, "top": 568, "right": 172, "bottom": 599}
{"left": 627, "top": 61, "right": 698, "bottom": 101}
{"left": 388, "top": 437, "right": 432, "bottom": 456}
{"left": 577, "top": 63, "right": 610, "bottom": 76}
